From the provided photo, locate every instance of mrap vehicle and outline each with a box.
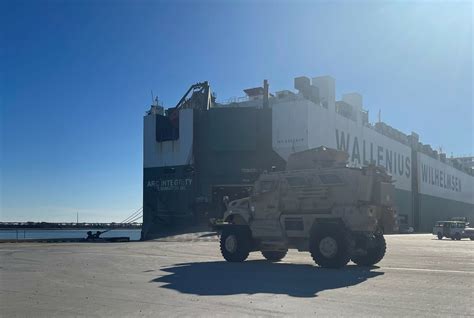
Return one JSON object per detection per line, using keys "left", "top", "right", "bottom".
{"left": 211, "top": 146, "right": 398, "bottom": 268}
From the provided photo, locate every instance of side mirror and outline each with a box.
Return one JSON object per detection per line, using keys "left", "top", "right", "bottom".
{"left": 222, "top": 196, "right": 230, "bottom": 209}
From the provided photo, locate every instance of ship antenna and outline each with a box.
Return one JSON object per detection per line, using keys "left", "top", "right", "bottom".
{"left": 151, "top": 90, "right": 154, "bottom": 104}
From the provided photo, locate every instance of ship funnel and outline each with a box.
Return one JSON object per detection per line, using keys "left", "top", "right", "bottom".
{"left": 263, "top": 79, "right": 269, "bottom": 109}
{"left": 312, "top": 76, "right": 335, "bottom": 110}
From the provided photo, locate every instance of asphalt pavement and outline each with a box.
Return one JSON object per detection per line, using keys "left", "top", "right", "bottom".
{"left": 0, "top": 234, "right": 473, "bottom": 317}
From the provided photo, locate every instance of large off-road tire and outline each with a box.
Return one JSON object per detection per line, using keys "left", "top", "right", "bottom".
{"left": 470, "top": 237, "right": 474, "bottom": 241}
{"left": 351, "top": 234, "right": 386, "bottom": 266}
{"left": 437, "top": 233, "right": 443, "bottom": 240}
{"left": 261, "top": 250, "right": 287, "bottom": 262}
{"left": 454, "top": 233, "right": 462, "bottom": 241}
{"left": 220, "top": 227, "right": 251, "bottom": 262}
{"left": 309, "top": 225, "right": 351, "bottom": 269}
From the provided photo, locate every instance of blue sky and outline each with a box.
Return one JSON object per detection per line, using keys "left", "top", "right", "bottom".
{"left": 1, "top": 0, "right": 472, "bottom": 222}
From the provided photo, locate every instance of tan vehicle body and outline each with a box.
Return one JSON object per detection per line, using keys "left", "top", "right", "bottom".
{"left": 213, "top": 147, "right": 398, "bottom": 268}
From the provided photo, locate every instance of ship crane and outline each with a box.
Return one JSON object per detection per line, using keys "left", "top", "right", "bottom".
{"left": 168, "top": 81, "right": 213, "bottom": 124}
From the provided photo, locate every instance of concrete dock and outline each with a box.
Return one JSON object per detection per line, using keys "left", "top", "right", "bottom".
{"left": 1, "top": 234, "right": 472, "bottom": 317}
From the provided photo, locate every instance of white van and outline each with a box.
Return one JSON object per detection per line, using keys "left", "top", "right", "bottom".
{"left": 433, "top": 221, "right": 467, "bottom": 240}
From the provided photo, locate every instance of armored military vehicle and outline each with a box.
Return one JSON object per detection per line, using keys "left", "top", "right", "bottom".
{"left": 211, "top": 146, "right": 398, "bottom": 268}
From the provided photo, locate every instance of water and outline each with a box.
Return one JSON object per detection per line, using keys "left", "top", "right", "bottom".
{"left": 0, "top": 229, "right": 142, "bottom": 241}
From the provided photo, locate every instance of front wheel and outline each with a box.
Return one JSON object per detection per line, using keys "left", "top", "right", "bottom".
{"left": 455, "top": 233, "right": 462, "bottom": 241}
{"left": 351, "top": 234, "right": 386, "bottom": 266}
{"left": 261, "top": 250, "right": 287, "bottom": 262}
{"left": 437, "top": 233, "right": 443, "bottom": 240}
{"left": 310, "top": 225, "right": 351, "bottom": 268}
{"left": 220, "top": 227, "right": 251, "bottom": 262}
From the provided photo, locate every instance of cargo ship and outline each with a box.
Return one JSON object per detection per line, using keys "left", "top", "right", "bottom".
{"left": 142, "top": 75, "right": 473, "bottom": 239}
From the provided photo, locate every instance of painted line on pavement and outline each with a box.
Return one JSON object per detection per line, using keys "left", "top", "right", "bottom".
{"left": 382, "top": 266, "right": 473, "bottom": 274}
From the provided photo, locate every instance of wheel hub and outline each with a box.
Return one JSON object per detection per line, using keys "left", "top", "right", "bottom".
{"left": 319, "top": 237, "right": 338, "bottom": 258}
{"left": 225, "top": 235, "right": 237, "bottom": 253}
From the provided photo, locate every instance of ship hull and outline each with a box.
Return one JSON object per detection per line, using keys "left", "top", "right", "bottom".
{"left": 142, "top": 81, "right": 473, "bottom": 239}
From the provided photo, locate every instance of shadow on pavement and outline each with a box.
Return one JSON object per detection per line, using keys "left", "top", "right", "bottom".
{"left": 144, "top": 225, "right": 215, "bottom": 240}
{"left": 151, "top": 260, "right": 383, "bottom": 298}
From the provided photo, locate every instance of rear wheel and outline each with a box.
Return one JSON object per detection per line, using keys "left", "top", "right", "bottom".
{"left": 261, "top": 250, "right": 287, "bottom": 262}
{"left": 437, "top": 233, "right": 443, "bottom": 240}
{"left": 455, "top": 233, "right": 462, "bottom": 241}
{"left": 220, "top": 227, "right": 251, "bottom": 262}
{"left": 310, "top": 225, "right": 350, "bottom": 268}
{"left": 351, "top": 234, "right": 386, "bottom": 266}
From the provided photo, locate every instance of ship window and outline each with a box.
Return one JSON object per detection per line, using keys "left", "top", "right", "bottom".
{"left": 319, "top": 174, "right": 342, "bottom": 184}
{"left": 184, "top": 166, "right": 194, "bottom": 173}
{"left": 164, "top": 167, "right": 176, "bottom": 174}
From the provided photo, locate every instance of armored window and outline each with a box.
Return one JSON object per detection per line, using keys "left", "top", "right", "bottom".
{"left": 259, "top": 181, "right": 275, "bottom": 193}
{"left": 285, "top": 176, "right": 307, "bottom": 187}
{"left": 319, "top": 174, "right": 343, "bottom": 184}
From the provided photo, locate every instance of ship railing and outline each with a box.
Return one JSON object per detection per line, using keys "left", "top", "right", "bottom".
{"left": 217, "top": 96, "right": 250, "bottom": 105}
